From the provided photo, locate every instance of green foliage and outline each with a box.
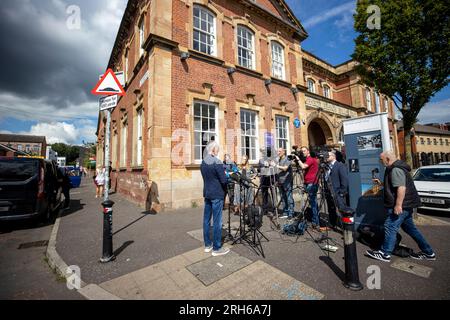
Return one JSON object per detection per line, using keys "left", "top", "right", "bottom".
{"left": 353, "top": 0, "right": 450, "bottom": 127}
{"left": 51, "top": 143, "right": 80, "bottom": 164}
{"left": 353, "top": 0, "right": 449, "bottom": 165}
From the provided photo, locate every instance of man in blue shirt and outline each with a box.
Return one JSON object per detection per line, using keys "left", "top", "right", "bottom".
{"left": 201, "top": 141, "right": 230, "bottom": 257}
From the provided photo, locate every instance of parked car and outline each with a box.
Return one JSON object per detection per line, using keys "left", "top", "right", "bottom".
{"left": 0, "top": 156, "right": 62, "bottom": 222}
{"left": 413, "top": 164, "right": 450, "bottom": 213}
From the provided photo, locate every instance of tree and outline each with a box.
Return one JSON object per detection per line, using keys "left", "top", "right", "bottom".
{"left": 51, "top": 143, "right": 80, "bottom": 164}
{"left": 353, "top": 0, "right": 450, "bottom": 167}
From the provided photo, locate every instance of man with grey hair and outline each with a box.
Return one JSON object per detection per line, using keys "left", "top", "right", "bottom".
{"left": 200, "top": 141, "right": 230, "bottom": 256}
{"left": 366, "top": 150, "right": 436, "bottom": 262}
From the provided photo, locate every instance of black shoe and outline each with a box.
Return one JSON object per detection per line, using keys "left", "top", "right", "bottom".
{"left": 411, "top": 251, "right": 436, "bottom": 261}
{"left": 366, "top": 250, "right": 391, "bottom": 262}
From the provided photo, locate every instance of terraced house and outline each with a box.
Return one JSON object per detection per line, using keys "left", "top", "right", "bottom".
{"left": 96, "top": 0, "right": 399, "bottom": 210}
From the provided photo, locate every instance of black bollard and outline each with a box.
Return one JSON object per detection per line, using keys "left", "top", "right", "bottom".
{"left": 100, "top": 199, "right": 115, "bottom": 263}
{"left": 340, "top": 207, "right": 363, "bottom": 291}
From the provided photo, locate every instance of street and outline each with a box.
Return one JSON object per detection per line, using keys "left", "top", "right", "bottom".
{"left": 0, "top": 217, "right": 83, "bottom": 300}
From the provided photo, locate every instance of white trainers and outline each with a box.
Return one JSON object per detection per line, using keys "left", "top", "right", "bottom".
{"left": 204, "top": 246, "right": 213, "bottom": 253}
{"left": 212, "top": 247, "right": 230, "bottom": 256}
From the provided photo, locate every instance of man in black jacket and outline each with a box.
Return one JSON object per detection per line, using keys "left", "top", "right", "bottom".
{"left": 366, "top": 150, "right": 436, "bottom": 262}
{"left": 325, "top": 150, "right": 348, "bottom": 228}
{"left": 200, "top": 141, "right": 230, "bottom": 257}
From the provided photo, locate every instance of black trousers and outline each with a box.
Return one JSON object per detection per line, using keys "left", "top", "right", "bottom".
{"left": 62, "top": 187, "right": 70, "bottom": 208}
{"left": 260, "top": 175, "right": 276, "bottom": 213}
{"left": 325, "top": 188, "right": 347, "bottom": 227}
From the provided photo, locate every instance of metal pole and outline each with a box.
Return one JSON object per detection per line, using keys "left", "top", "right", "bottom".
{"left": 340, "top": 207, "right": 363, "bottom": 291}
{"left": 100, "top": 108, "right": 115, "bottom": 263}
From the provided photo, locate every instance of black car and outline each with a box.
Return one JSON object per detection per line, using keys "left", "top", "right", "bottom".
{"left": 0, "top": 157, "right": 63, "bottom": 222}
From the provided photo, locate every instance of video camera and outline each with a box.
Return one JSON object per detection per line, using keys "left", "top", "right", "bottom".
{"left": 287, "top": 145, "right": 306, "bottom": 163}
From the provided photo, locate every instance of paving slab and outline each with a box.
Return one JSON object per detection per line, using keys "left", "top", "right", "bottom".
{"left": 391, "top": 260, "right": 434, "bottom": 279}
{"left": 186, "top": 251, "right": 252, "bottom": 286}
{"left": 99, "top": 248, "right": 324, "bottom": 300}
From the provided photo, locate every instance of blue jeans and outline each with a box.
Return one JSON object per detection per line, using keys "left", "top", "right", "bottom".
{"left": 279, "top": 184, "right": 294, "bottom": 217}
{"left": 306, "top": 184, "right": 319, "bottom": 226}
{"left": 203, "top": 198, "right": 224, "bottom": 251}
{"left": 381, "top": 208, "right": 434, "bottom": 256}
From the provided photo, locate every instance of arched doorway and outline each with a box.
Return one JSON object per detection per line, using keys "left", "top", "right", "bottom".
{"left": 308, "top": 118, "right": 334, "bottom": 149}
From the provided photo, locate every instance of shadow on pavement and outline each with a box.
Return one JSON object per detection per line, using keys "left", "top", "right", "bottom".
{"left": 319, "top": 256, "right": 346, "bottom": 283}
{"left": 0, "top": 199, "right": 86, "bottom": 234}
{"left": 113, "top": 213, "right": 152, "bottom": 236}
{"left": 113, "top": 240, "right": 134, "bottom": 258}
{"left": 59, "top": 199, "right": 85, "bottom": 218}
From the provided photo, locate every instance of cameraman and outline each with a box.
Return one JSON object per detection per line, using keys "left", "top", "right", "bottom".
{"left": 325, "top": 150, "right": 348, "bottom": 228}
{"left": 272, "top": 148, "right": 294, "bottom": 219}
{"left": 297, "top": 147, "right": 320, "bottom": 230}
{"left": 258, "top": 146, "right": 277, "bottom": 215}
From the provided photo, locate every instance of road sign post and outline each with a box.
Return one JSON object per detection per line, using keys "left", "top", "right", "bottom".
{"left": 92, "top": 69, "right": 125, "bottom": 264}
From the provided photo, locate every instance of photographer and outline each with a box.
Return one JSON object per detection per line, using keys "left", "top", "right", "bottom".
{"left": 325, "top": 150, "right": 348, "bottom": 228}
{"left": 297, "top": 147, "right": 320, "bottom": 230}
{"left": 258, "top": 146, "right": 277, "bottom": 215}
{"left": 273, "top": 148, "right": 294, "bottom": 219}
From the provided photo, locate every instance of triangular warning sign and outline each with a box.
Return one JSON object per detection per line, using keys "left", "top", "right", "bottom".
{"left": 91, "top": 68, "right": 125, "bottom": 96}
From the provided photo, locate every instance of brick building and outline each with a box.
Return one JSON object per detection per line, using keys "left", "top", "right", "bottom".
{"left": 397, "top": 121, "right": 450, "bottom": 167}
{"left": 96, "top": 0, "right": 399, "bottom": 210}
{"left": 0, "top": 134, "right": 47, "bottom": 157}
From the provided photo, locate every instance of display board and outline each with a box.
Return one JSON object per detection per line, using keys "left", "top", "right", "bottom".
{"left": 343, "top": 113, "right": 391, "bottom": 235}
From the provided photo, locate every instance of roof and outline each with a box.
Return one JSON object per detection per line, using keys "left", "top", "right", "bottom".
{"left": 0, "top": 143, "right": 29, "bottom": 155}
{"left": 0, "top": 134, "right": 47, "bottom": 144}
{"left": 397, "top": 121, "right": 450, "bottom": 136}
{"left": 302, "top": 49, "right": 354, "bottom": 70}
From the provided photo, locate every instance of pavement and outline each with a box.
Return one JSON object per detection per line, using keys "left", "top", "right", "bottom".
{"left": 51, "top": 179, "right": 450, "bottom": 300}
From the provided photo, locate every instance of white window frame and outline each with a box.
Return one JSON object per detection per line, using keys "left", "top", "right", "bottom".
{"left": 240, "top": 109, "right": 259, "bottom": 162}
{"left": 275, "top": 115, "right": 289, "bottom": 151}
{"left": 366, "top": 89, "right": 372, "bottom": 111}
{"left": 193, "top": 101, "right": 218, "bottom": 163}
{"left": 271, "top": 41, "right": 285, "bottom": 80}
{"left": 375, "top": 92, "right": 381, "bottom": 113}
{"left": 237, "top": 26, "right": 255, "bottom": 70}
{"left": 323, "top": 84, "right": 331, "bottom": 99}
{"left": 384, "top": 98, "right": 388, "bottom": 113}
{"left": 121, "top": 122, "right": 128, "bottom": 167}
{"left": 139, "top": 17, "right": 145, "bottom": 57}
{"left": 193, "top": 5, "right": 216, "bottom": 56}
{"left": 124, "top": 49, "right": 129, "bottom": 84}
{"left": 307, "top": 79, "right": 315, "bottom": 93}
{"left": 136, "top": 109, "right": 143, "bottom": 166}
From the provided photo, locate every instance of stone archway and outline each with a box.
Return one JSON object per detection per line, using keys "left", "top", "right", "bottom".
{"left": 307, "top": 116, "right": 335, "bottom": 148}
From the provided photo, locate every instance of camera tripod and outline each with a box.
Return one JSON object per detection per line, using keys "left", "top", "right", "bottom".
{"left": 288, "top": 160, "right": 344, "bottom": 255}
{"left": 231, "top": 172, "right": 269, "bottom": 258}
{"left": 253, "top": 166, "right": 285, "bottom": 231}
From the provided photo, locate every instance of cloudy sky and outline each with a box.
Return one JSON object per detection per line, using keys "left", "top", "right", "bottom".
{"left": 0, "top": 0, "right": 448, "bottom": 145}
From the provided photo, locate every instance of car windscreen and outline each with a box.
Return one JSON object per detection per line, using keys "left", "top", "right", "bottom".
{"left": 0, "top": 159, "right": 39, "bottom": 181}
{"left": 413, "top": 168, "right": 450, "bottom": 182}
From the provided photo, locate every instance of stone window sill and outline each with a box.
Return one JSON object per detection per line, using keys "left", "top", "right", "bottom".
{"left": 185, "top": 164, "right": 201, "bottom": 170}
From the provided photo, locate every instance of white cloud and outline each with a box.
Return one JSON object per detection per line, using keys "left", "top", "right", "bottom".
{"left": 1, "top": 120, "right": 98, "bottom": 145}
{"left": 27, "top": 122, "right": 78, "bottom": 144}
{"left": 303, "top": 1, "right": 355, "bottom": 28}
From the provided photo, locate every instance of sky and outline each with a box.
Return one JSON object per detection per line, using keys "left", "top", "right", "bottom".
{"left": 0, "top": 0, "right": 448, "bottom": 145}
